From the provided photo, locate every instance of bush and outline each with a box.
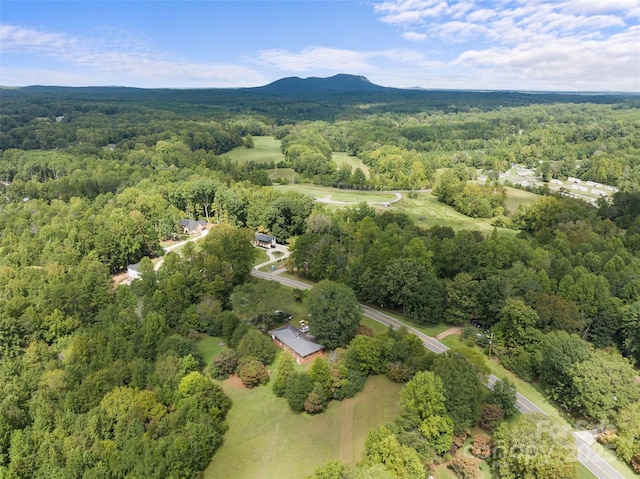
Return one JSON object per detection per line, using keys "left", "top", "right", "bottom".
{"left": 448, "top": 454, "right": 480, "bottom": 479}
{"left": 304, "top": 390, "right": 325, "bottom": 414}
{"left": 333, "top": 368, "right": 366, "bottom": 400}
{"left": 210, "top": 349, "right": 238, "bottom": 380}
{"left": 285, "top": 371, "right": 313, "bottom": 413}
{"left": 236, "top": 357, "right": 269, "bottom": 388}
{"left": 236, "top": 328, "right": 276, "bottom": 365}
{"left": 387, "top": 362, "right": 412, "bottom": 383}
{"left": 479, "top": 403, "right": 504, "bottom": 430}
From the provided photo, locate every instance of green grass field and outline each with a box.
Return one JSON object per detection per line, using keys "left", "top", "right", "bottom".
{"left": 204, "top": 372, "right": 402, "bottom": 479}
{"left": 393, "top": 192, "right": 516, "bottom": 235}
{"left": 503, "top": 186, "right": 540, "bottom": 214}
{"left": 224, "top": 136, "right": 285, "bottom": 165}
{"left": 273, "top": 184, "right": 397, "bottom": 204}
{"left": 195, "top": 334, "right": 227, "bottom": 363}
{"left": 253, "top": 247, "right": 270, "bottom": 266}
{"left": 332, "top": 151, "right": 370, "bottom": 177}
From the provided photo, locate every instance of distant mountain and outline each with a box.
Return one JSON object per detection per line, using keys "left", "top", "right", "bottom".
{"left": 255, "top": 74, "right": 390, "bottom": 94}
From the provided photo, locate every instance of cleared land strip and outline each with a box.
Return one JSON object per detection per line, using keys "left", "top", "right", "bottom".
{"left": 251, "top": 268, "right": 631, "bottom": 479}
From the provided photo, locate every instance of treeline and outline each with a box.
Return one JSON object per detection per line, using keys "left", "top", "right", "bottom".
{"left": 3, "top": 90, "right": 639, "bottom": 194}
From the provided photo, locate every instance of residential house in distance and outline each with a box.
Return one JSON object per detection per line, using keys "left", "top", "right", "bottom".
{"left": 254, "top": 232, "right": 276, "bottom": 248}
{"left": 269, "top": 325, "right": 324, "bottom": 365}
{"left": 180, "top": 219, "right": 207, "bottom": 235}
{"left": 127, "top": 262, "right": 142, "bottom": 281}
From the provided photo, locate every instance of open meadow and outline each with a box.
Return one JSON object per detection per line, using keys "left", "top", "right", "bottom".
{"left": 332, "top": 151, "right": 370, "bottom": 177}
{"left": 204, "top": 370, "right": 402, "bottom": 479}
{"left": 223, "top": 136, "right": 285, "bottom": 165}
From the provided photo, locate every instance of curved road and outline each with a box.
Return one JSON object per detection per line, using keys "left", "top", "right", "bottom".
{"left": 251, "top": 266, "right": 630, "bottom": 479}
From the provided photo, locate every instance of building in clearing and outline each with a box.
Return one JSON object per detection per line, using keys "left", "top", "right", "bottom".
{"left": 127, "top": 262, "right": 142, "bottom": 280}
{"left": 254, "top": 232, "right": 277, "bottom": 248}
{"left": 180, "top": 219, "right": 207, "bottom": 235}
{"left": 269, "top": 325, "right": 324, "bottom": 365}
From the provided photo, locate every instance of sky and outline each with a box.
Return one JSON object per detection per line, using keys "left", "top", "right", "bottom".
{"left": 1, "top": 0, "right": 639, "bottom": 92}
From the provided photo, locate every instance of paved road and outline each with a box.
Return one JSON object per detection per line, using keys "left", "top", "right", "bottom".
{"left": 251, "top": 267, "right": 631, "bottom": 479}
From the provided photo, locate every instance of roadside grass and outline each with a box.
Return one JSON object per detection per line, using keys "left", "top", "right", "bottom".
{"left": 204, "top": 374, "right": 402, "bottom": 479}
{"left": 258, "top": 258, "right": 289, "bottom": 272}
{"left": 332, "top": 151, "right": 370, "bottom": 178}
{"left": 392, "top": 193, "right": 516, "bottom": 236}
{"left": 223, "top": 136, "right": 284, "bottom": 165}
{"left": 360, "top": 315, "right": 391, "bottom": 335}
{"left": 363, "top": 305, "right": 452, "bottom": 338}
{"left": 253, "top": 247, "right": 270, "bottom": 266}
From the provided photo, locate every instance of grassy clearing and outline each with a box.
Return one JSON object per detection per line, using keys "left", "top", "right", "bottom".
{"left": 204, "top": 374, "right": 402, "bottom": 479}
{"left": 360, "top": 315, "right": 392, "bottom": 335}
{"left": 332, "top": 151, "right": 370, "bottom": 178}
{"left": 224, "top": 136, "right": 284, "bottom": 165}
{"left": 503, "top": 186, "right": 540, "bottom": 214}
{"left": 392, "top": 192, "right": 516, "bottom": 235}
{"left": 266, "top": 167, "right": 296, "bottom": 183}
{"left": 273, "top": 184, "right": 396, "bottom": 204}
{"left": 194, "top": 334, "right": 227, "bottom": 364}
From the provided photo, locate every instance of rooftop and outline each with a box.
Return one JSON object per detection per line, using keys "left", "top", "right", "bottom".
{"left": 269, "top": 325, "right": 324, "bottom": 358}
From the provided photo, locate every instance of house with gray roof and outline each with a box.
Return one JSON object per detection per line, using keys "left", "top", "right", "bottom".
{"left": 180, "top": 219, "right": 207, "bottom": 235}
{"left": 254, "top": 232, "right": 276, "bottom": 248}
{"left": 269, "top": 325, "right": 324, "bottom": 365}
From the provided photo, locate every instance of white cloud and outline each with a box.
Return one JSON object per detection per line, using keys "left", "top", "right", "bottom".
{"left": 255, "top": 47, "right": 374, "bottom": 74}
{"left": 455, "top": 26, "right": 640, "bottom": 91}
{"left": 0, "top": 24, "right": 264, "bottom": 87}
{"left": 371, "top": 0, "right": 640, "bottom": 90}
{"left": 402, "top": 31, "right": 428, "bottom": 41}
{"left": 374, "top": 0, "right": 451, "bottom": 25}
{"left": 560, "top": 0, "right": 640, "bottom": 15}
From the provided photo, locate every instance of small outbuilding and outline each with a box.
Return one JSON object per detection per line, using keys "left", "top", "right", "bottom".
{"left": 255, "top": 232, "right": 276, "bottom": 248}
{"left": 269, "top": 325, "right": 324, "bottom": 365}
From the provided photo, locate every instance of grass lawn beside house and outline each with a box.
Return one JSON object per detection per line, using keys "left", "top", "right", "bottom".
{"left": 204, "top": 372, "right": 402, "bottom": 479}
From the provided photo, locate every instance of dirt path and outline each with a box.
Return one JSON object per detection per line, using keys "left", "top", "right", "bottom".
{"left": 435, "top": 326, "right": 462, "bottom": 340}
{"left": 339, "top": 399, "right": 354, "bottom": 464}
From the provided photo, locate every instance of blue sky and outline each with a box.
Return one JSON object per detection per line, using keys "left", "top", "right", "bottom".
{"left": 1, "top": 1, "right": 639, "bottom": 91}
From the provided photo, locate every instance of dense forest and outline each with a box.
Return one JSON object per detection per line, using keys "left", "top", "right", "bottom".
{"left": 1, "top": 83, "right": 639, "bottom": 477}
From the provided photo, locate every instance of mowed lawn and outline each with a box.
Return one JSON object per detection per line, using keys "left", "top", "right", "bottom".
{"left": 332, "top": 151, "right": 370, "bottom": 178}
{"left": 273, "top": 184, "right": 397, "bottom": 204}
{"left": 204, "top": 373, "right": 402, "bottom": 479}
{"left": 503, "top": 186, "right": 539, "bottom": 214}
{"left": 224, "top": 136, "right": 285, "bottom": 165}
{"left": 393, "top": 192, "right": 516, "bottom": 235}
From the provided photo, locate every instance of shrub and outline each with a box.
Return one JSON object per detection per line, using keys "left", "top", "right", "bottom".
{"left": 236, "top": 328, "right": 276, "bottom": 365}
{"left": 448, "top": 454, "right": 480, "bottom": 479}
{"left": 236, "top": 357, "right": 269, "bottom": 388}
{"left": 210, "top": 349, "right": 238, "bottom": 380}
{"left": 286, "top": 371, "right": 313, "bottom": 413}
{"left": 304, "top": 391, "right": 325, "bottom": 414}
{"left": 479, "top": 403, "right": 504, "bottom": 430}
